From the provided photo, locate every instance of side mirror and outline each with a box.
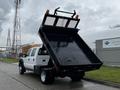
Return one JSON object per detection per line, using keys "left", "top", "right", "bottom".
{"left": 19, "top": 53, "right": 27, "bottom": 57}
{"left": 23, "top": 54, "right": 27, "bottom": 57}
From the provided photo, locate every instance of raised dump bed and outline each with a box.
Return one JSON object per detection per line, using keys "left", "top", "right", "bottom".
{"left": 38, "top": 9, "right": 102, "bottom": 72}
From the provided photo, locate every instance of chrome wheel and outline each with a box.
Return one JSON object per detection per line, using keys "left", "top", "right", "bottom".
{"left": 41, "top": 71, "right": 46, "bottom": 82}
{"left": 40, "top": 70, "right": 54, "bottom": 84}
{"left": 19, "top": 65, "right": 25, "bottom": 75}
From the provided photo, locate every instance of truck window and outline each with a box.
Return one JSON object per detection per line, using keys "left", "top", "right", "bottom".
{"left": 27, "top": 49, "right": 32, "bottom": 56}
{"left": 31, "top": 48, "right": 37, "bottom": 56}
{"left": 38, "top": 49, "right": 48, "bottom": 55}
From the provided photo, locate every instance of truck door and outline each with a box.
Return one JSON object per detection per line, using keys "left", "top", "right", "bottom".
{"left": 29, "top": 48, "right": 37, "bottom": 69}
{"left": 24, "top": 48, "right": 37, "bottom": 70}
{"left": 36, "top": 48, "right": 50, "bottom": 66}
{"left": 24, "top": 48, "right": 32, "bottom": 69}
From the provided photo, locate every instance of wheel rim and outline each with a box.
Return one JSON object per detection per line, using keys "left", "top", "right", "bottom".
{"left": 41, "top": 71, "right": 46, "bottom": 82}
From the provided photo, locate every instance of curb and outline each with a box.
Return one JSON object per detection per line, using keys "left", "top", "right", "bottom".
{"left": 12, "top": 63, "right": 18, "bottom": 65}
{"left": 83, "top": 78, "right": 120, "bottom": 88}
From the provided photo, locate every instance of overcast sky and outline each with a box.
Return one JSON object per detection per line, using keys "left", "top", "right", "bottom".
{"left": 0, "top": 0, "right": 120, "bottom": 49}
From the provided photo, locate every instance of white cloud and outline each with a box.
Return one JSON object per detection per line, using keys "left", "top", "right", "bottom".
{"left": 0, "top": 8, "right": 4, "bottom": 15}
{"left": 1, "top": 0, "right": 120, "bottom": 49}
{"left": 21, "top": 32, "right": 42, "bottom": 44}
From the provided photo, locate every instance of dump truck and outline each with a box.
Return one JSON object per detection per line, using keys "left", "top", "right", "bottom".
{"left": 18, "top": 8, "right": 102, "bottom": 84}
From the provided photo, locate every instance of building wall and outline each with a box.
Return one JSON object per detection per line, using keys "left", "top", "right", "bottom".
{"left": 96, "top": 39, "right": 120, "bottom": 66}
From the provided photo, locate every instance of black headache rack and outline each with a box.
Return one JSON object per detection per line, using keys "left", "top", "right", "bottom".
{"left": 38, "top": 9, "right": 102, "bottom": 71}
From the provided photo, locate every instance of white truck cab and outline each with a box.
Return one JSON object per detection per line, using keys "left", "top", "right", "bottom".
{"left": 19, "top": 46, "right": 54, "bottom": 84}
{"left": 22, "top": 47, "right": 50, "bottom": 70}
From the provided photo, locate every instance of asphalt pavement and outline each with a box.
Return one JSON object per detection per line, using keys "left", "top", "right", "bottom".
{"left": 0, "top": 62, "right": 119, "bottom": 90}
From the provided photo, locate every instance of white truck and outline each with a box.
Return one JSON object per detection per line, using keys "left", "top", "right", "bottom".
{"left": 19, "top": 8, "right": 102, "bottom": 84}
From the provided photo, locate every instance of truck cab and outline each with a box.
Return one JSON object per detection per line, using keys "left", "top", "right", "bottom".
{"left": 21, "top": 46, "right": 50, "bottom": 70}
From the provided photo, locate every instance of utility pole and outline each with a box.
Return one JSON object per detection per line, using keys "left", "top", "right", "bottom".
{"left": 12, "top": 0, "right": 21, "bottom": 57}
{"left": 6, "top": 29, "right": 11, "bottom": 51}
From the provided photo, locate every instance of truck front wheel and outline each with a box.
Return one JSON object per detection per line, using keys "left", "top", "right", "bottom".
{"left": 19, "top": 65, "right": 25, "bottom": 75}
{"left": 40, "top": 70, "right": 54, "bottom": 84}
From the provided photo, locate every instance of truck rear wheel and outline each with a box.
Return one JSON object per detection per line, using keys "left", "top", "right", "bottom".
{"left": 40, "top": 70, "right": 54, "bottom": 84}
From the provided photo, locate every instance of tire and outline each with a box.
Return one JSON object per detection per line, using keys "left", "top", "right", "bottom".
{"left": 40, "top": 70, "right": 54, "bottom": 84}
{"left": 19, "top": 64, "right": 25, "bottom": 75}
{"left": 70, "top": 72, "right": 85, "bottom": 82}
{"left": 70, "top": 76, "right": 81, "bottom": 81}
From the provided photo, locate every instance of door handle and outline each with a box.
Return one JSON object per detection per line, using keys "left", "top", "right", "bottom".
{"left": 42, "top": 60, "right": 46, "bottom": 62}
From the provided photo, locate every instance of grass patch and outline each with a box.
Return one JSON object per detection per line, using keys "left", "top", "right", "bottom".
{"left": 0, "top": 58, "right": 18, "bottom": 63}
{"left": 85, "top": 66, "right": 120, "bottom": 84}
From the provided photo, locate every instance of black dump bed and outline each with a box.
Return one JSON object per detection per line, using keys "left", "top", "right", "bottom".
{"left": 38, "top": 10, "right": 102, "bottom": 71}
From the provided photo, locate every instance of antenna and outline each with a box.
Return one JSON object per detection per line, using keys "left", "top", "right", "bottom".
{"left": 12, "top": 0, "right": 21, "bottom": 57}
